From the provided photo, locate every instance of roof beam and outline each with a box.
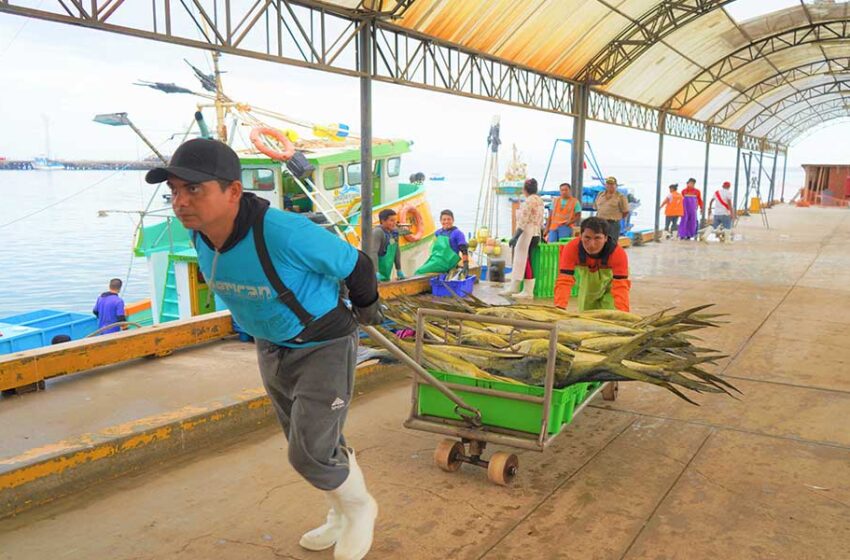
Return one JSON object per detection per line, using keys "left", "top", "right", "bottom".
{"left": 742, "top": 80, "right": 850, "bottom": 135}
{"left": 665, "top": 19, "right": 850, "bottom": 112}
{"left": 708, "top": 58, "right": 850, "bottom": 124}
{"left": 762, "top": 97, "right": 849, "bottom": 141}
{"left": 777, "top": 112, "right": 850, "bottom": 145}
{"left": 579, "top": 0, "right": 735, "bottom": 83}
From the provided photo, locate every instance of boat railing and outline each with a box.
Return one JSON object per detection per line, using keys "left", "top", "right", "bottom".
{"left": 287, "top": 171, "right": 360, "bottom": 243}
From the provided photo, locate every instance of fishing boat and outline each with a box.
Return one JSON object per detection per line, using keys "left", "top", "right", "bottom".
{"left": 428, "top": 174, "right": 446, "bottom": 181}
{"left": 30, "top": 156, "right": 64, "bottom": 171}
{"left": 495, "top": 144, "right": 527, "bottom": 195}
{"left": 130, "top": 56, "right": 436, "bottom": 325}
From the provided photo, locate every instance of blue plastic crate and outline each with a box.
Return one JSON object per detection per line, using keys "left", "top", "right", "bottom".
{"left": 430, "top": 274, "right": 477, "bottom": 297}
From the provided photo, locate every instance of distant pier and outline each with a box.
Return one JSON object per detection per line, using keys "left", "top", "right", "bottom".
{"left": 0, "top": 159, "right": 161, "bottom": 171}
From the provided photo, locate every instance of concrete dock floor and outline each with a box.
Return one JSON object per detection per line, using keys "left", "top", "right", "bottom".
{"left": 2, "top": 205, "right": 849, "bottom": 559}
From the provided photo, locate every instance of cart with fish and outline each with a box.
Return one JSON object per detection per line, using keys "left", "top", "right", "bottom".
{"left": 362, "top": 294, "right": 737, "bottom": 486}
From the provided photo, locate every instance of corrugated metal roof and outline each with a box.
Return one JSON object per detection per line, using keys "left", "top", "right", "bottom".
{"left": 325, "top": 0, "right": 850, "bottom": 143}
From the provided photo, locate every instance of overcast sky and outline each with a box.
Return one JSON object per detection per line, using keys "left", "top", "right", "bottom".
{"left": 2, "top": 4, "right": 849, "bottom": 176}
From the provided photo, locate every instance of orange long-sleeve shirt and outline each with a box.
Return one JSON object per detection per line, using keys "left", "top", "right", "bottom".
{"left": 554, "top": 238, "right": 631, "bottom": 311}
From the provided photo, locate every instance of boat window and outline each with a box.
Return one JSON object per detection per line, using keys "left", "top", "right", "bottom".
{"left": 242, "top": 168, "right": 276, "bottom": 191}
{"left": 387, "top": 157, "right": 401, "bottom": 177}
{"left": 348, "top": 163, "right": 362, "bottom": 186}
{"left": 323, "top": 165, "right": 344, "bottom": 189}
{"left": 348, "top": 161, "right": 379, "bottom": 186}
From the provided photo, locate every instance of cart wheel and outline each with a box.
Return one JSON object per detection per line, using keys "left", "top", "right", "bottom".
{"left": 602, "top": 381, "right": 619, "bottom": 401}
{"left": 487, "top": 452, "right": 519, "bottom": 486}
{"left": 434, "top": 439, "right": 464, "bottom": 472}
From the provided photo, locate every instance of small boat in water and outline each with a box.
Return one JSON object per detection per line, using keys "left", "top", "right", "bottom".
{"left": 429, "top": 174, "right": 446, "bottom": 181}
{"left": 31, "top": 156, "right": 64, "bottom": 171}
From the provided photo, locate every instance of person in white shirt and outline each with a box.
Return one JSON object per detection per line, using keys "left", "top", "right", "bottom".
{"left": 709, "top": 181, "right": 734, "bottom": 230}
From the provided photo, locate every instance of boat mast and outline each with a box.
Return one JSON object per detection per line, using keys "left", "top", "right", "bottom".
{"left": 212, "top": 51, "right": 227, "bottom": 143}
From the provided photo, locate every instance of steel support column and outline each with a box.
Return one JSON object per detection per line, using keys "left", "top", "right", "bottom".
{"left": 732, "top": 135, "right": 742, "bottom": 217}
{"left": 701, "top": 129, "right": 711, "bottom": 222}
{"left": 571, "top": 84, "right": 589, "bottom": 196}
{"left": 780, "top": 152, "right": 789, "bottom": 202}
{"left": 654, "top": 113, "right": 666, "bottom": 239}
{"left": 756, "top": 150, "right": 764, "bottom": 205}
{"left": 769, "top": 147, "right": 779, "bottom": 204}
{"left": 359, "top": 19, "right": 373, "bottom": 256}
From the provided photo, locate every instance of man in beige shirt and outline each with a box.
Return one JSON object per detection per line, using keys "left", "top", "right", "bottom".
{"left": 593, "top": 176, "right": 630, "bottom": 240}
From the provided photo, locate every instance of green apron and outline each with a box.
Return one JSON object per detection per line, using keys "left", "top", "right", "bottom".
{"left": 574, "top": 267, "right": 616, "bottom": 311}
{"left": 414, "top": 235, "right": 460, "bottom": 275}
{"left": 378, "top": 239, "right": 398, "bottom": 282}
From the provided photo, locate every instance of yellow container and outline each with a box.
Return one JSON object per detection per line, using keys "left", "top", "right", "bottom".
{"left": 750, "top": 197, "right": 761, "bottom": 213}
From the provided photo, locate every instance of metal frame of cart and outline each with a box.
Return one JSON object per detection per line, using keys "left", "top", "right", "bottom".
{"left": 363, "top": 308, "right": 617, "bottom": 486}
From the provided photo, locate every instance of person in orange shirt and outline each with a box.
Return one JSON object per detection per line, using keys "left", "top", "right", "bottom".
{"left": 554, "top": 216, "right": 630, "bottom": 312}
{"left": 659, "top": 183, "right": 684, "bottom": 239}
{"left": 546, "top": 182, "right": 582, "bottom": 242}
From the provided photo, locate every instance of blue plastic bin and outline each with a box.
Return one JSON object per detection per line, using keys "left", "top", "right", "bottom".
{"left": 430, "top": 274, "right": 477, "bottom": 297}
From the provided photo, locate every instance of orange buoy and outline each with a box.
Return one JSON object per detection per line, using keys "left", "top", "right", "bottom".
{"left": 250, "top": 126, "right": 296, "bottom": 161}
{"left": 399, "top": 204, "right": 424, "bottom": 242}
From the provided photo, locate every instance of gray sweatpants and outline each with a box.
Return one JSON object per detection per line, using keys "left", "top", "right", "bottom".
{"left": 256, "top": 332, "right": 358, "bottom": 491}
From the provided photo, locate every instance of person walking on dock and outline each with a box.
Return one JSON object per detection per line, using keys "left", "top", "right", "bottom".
{"left": 92, "top": 278, "right": 126, "bottom": 334}
{"left": 594, "top": 176, "right": 629, "bottom": 241}
{"left": 678, "top": 178, "right": 703, "bottom": 240}
{"left": 709, "top": 181, "right": 734, "bottom": 231}
{"left": 369, "top": 209, "right": 405, "bottom": 282}
{"left": 659, "top": 184, "right": 684, "bottom": 239}
{"left": 546, "top": 182, "right": 582, "bottom": 242}
{"left": 554, "top": 217, "right": 631, "bottom": 312}
{"left": 146, "top": 138, "right": 383, "bottom": 560}
{"left": 502, "top": 178, "right": 544, "bottom": 298}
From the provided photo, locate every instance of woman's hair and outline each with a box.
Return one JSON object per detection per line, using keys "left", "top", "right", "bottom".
{"left": 523, "top": 178, "right": 538, "bottom": 195}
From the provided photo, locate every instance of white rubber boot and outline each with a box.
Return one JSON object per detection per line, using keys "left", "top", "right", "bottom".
{"left": 299, "top": 495, "right": 344, "bottom": 551}
{"left": 332, "top": 451, "right": 378, "bottom": 560}
{"left": 515, "top": 278, "right": 536, "bottom": 298}
{"left": 500, "top": 280, "right": 521, "bottom": 296}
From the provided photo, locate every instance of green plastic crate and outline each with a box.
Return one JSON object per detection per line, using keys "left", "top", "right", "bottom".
{"left": 524, "top": 240, "right": 580, "bottom": 299}
{"left": 418, "top": 371, "right": 589, "bottom": 435}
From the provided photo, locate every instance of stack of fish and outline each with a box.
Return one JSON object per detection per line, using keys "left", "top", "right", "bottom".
{"left": 379, "top": 295, "right": 739, "bottom": 405}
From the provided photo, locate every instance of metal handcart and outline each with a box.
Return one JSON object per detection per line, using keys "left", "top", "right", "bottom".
{"left": 363, "top": 308, "right": 618, "bottom": 486}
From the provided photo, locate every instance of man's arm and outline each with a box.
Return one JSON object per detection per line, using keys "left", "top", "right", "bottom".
{"left": 621, "top": 195, "right": 630, "bottom": 219}
{"left": 571, "top": 201, "right": 582, "bottom": 226}
{"left": 554, "top": 242, "right": 578, "bottom": 309}
{"left": 345, "top": 250, "right": 384, "bottom": 325}
{"left": 394, "top": 234, "right": 403, "bottom": 274}
{"left": 609, "top": 247, "right": 631, "bottom": 312}
{"left": 369, "top": 228, "right": 384, "bottom": 272}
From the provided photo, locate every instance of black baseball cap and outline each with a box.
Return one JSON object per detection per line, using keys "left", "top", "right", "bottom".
{"left": 145, "top": 138, "right": 241, "bottom": 184}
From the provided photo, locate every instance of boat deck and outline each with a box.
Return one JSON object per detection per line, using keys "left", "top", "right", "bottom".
{"left": 2, "top": 205, "right": 849, "bottom": 559}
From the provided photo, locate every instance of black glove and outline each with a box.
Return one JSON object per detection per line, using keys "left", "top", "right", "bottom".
{"left": 508, "top": 228, "right": 523, "bottom": 249}
{"left": 462, "top": 260, "right": 469, "bottom": 276}
{"left": 353, "top": 297, "right": 385, "bottom": 326}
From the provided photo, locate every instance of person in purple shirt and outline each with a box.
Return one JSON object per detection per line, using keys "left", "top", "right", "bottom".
{"left": 92, "top": 278, "right": 126, "bottom": 334}
{"left": 416, "top": 209, "right": 470, "bottom": 276}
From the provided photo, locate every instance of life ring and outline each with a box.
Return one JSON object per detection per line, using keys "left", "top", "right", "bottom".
{"left": 250, "top": 126, "right": 295, "bottom": 161}
{"left": 399, "top": 203, "right": 423, "bottom": 242}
